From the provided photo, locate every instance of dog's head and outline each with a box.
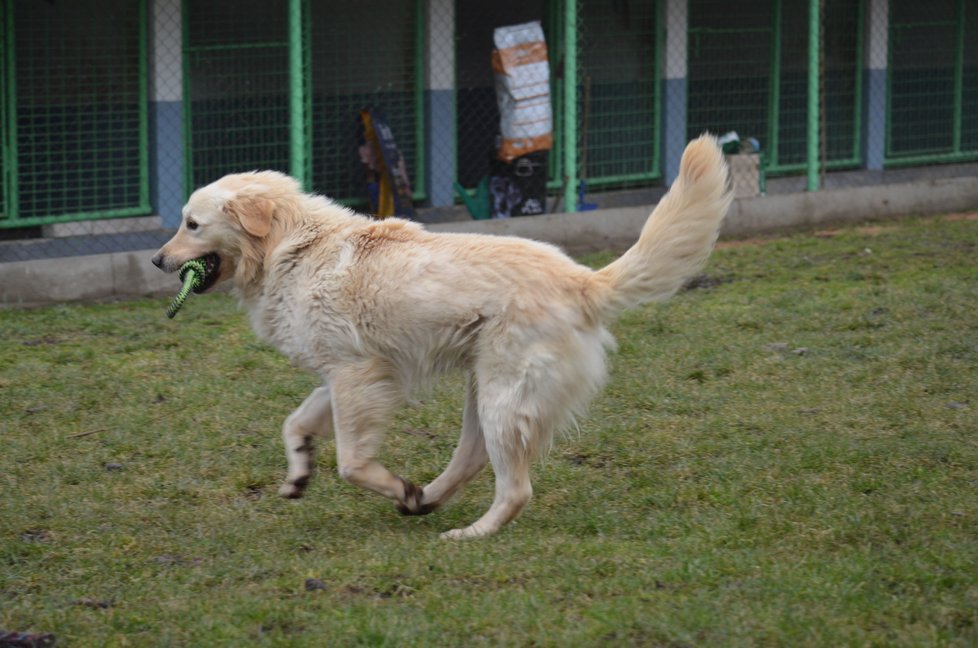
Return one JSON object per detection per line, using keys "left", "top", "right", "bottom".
{"left": 152, "top": 171, "right": 300, "bottom": 292}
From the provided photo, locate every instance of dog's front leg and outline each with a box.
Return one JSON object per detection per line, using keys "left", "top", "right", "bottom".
{"left": 278, "top": 385, "right": 333, "bottom": 498}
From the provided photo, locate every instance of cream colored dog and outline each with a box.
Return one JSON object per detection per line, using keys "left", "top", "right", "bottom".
{"left": 152, "top": 135, "right": 731, "bottom": 539}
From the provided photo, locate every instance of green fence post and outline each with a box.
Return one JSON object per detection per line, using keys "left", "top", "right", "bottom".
{"left": 302, "top": 0, "right": 313, "bottom": 186}
{"left": 2, "top": 0, "right": 18, "bottom": 220}
{"left": 767, "top": 0, "right": 782, "bottom": 170}
{"left": 951, "top": 0, "right": 964, "bottom": 154}
{"left": 413, "top": 0, "right": 427, "bottom": 201}
{"left": 288, "top": 0, "right": 308, "bottom": 188}
{"left": 563, "top": 0, "right": 577, "bottom": 213}
{"left": 137, "top": 0, "right": 150, "bottom": 213}
{"left": 806, "top": 0, "right": 820, "bottom": 191}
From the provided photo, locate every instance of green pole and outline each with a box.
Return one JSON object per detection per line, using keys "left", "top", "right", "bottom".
{"left": 137, "top": 0, "right": 150, "bottom": 212}
{"left": 563, "top": 0, "right": 577, "bottom": 213}
{"left": 302, "top": 0, "right": 313, "bottom": 185}
{"left": 288, "top": 0, "right": 307, "bottom": 187}
{"left": 180, "top": 0, "right": 193, "bottom": 199}
{"left": 806, "top": 0, "right": 820, "bottom": 191}
{"left": 413, "top": 0, "right": 426, "bottom": 201}
{"left": 767, "top": 0, "right": 782, "bottom": 170}
{"left": 951, "top": 0, "right": 964, "bottom": 154}
{"left": 3, "top": 0, "right": 18, "bottom": 219}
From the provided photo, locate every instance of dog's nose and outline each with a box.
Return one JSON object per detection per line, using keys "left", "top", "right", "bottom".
{"left": 151, "top": 252, "right": 165, "bottom": 269}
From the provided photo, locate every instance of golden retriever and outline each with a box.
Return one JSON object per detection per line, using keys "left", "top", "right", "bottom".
{"left": 152, "top": 135, "right": 731, "bottom": 539}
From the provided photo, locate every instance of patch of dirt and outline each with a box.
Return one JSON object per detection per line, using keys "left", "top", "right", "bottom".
{"left": 682, "top": 273, "right": 732, "bottom": 291}
{"left": 942, "top": 211, "right": 978, "bottom": 222}
{"left": 72, "top": 598, "right": 112, "bottom": 609}
{"left": 814, "top": 225, "right": 899, "bottom": 238}
{"left": 21, "top": 336, "right": 61, "bottom": 347}
{"left": 716, "top": 236, "right": 783, "bottom": 249}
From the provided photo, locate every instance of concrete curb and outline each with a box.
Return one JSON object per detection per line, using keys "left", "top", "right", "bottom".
{"left": 2, "top": 175, "right": 976, "bottom": 306}
{"left": 0, "top": 248, "right": 175, "bottom": 306}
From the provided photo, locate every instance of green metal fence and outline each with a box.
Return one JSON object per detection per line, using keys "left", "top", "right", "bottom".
{"left": 183, "top": 0, "right": 423, "bottom": 206}
{"left": 886, "top": 0, "right": 978, "bottom": 164}
{"left": 688, "top": 0, "right": 863, "bottom": 177}
{"left": 182, "top": 0, "right": 293, "bottom": 193}
{"left": 0, "top": 0, "right": 149, "bottom": 229}
{"left": 0, "top": 4, "right": 7, "bottom": 222}
{"left": 577, "top": 0, "right": 661, "bottom": 189}
{"left": 1, "top": 0, "right": 977, "bottom": 247}
{"left": 308, "top": 0, "right": 424, "bottom": 203}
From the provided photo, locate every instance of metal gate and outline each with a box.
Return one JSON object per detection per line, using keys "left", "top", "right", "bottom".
{"left": 577, "top": 0, "right": 661, "bottom": 189}
{"left": 886, "top": 0, "right": 978, "bottom": 164}
{"left": 182, "top": 0, "right": 424, "bottom": 206}
{"left": 0, "top": 0, "right": 149, "bottom": 229}
{"left": 182, "top": 0, "right": 293, "bottom": 193}
{"left": 687, "top": 0, "right": 863, "bottom": 176}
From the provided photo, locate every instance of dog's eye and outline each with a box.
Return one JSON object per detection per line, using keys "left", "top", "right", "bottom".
{"left": 187, "top": 219, "right": 199, "bottom": 231}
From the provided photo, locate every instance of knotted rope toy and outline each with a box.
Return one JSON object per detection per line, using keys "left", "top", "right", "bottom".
{"left": 165, "top": 258, "right": 208, "bottom": 319}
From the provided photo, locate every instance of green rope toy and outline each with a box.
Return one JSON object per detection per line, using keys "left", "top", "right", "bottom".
{"left": 165, "top": 259, "right": 208, "bottom": 319}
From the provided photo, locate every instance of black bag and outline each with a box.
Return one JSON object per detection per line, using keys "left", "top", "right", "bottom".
{"left": 489, "top": 151, "right": 547, "bottom": 218}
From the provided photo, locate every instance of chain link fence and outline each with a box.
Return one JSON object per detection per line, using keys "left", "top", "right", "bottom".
{"left": 1, "top": 0, "right": 976, "bottom": 265}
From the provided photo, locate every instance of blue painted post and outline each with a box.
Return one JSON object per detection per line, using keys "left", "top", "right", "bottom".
{"left": 863, "top": 0, "right": 888, "bottom": 170}
{"left": 148, "top": 0, "right": 184, "bottom": 228}
{"left": 662, "top": 0, "right": 688, "bottom": 185}
{"left": 425, "top": 0, "right": 456, "bottom": 207}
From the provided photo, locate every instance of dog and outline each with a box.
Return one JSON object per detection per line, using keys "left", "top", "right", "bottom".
{"left": 152, "top": 135, "right": 732, "bottom": 539}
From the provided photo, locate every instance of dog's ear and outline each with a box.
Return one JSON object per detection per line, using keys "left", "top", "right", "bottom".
{"left": 224, "top": 196, "right": 274, "bottom": 238}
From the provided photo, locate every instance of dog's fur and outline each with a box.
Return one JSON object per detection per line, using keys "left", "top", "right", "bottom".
{"left": 152, "top": 135, "right": 732, "bottom": 539}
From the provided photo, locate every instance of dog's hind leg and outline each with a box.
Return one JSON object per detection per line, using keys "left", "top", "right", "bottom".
{"left": 330, "top": 359, "right": 426, "bottom": 513}
{"left": 439, "top": 422, "right": 533, "bottom": 539}
{"left": 417, "top": 374, "right": 489, "bottom": 513}
{"left": 278, "top": 385, "right": 333, "bottom": 498}
{"left": 440, "top": 376, "right": 538, "bottom": 539}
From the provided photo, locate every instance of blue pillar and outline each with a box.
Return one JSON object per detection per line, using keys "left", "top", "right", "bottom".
{"left": 425, "top": 0, "right": 456, "bottom": 207}
{"left": 662, "top": 0, "right": 688, "bottom": 185}
{"left": 148, "top": 0, "right": 185, "bottom": 228}
{"left": 863, "top": 0, "right": 888, "bottom": 170}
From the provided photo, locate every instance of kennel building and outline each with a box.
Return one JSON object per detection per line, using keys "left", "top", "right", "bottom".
{"left": 0, "top": 0, "right": 975, "bottom": 251}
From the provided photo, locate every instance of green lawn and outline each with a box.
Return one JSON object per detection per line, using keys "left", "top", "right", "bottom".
{"left": 2, "top": 214, "right": 977, "bottom": 646}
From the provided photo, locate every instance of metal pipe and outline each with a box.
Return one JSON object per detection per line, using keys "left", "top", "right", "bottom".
{"left": 563, "top": 0, "right": 577, "bottom": 213}
{"left": 952, "top": 0, "right": 964, "bottom": 154}
{"left": 767, "top": 0, "right": 782, "bottom": 170}
{"left": 806, "top": 0, "right": 820, "bottom": 191}
{"left": 288, "top": 0, "right": 307, "bottom": 188}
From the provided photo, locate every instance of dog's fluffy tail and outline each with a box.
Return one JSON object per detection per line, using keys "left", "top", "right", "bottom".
{"left": 589, "top": 135, "right": 732, "bottom": 320}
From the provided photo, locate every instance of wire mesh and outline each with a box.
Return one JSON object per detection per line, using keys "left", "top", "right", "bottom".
{"left": 2, "top": 0, "right": 148, "bottom": 227}
{"left": 772, "top": 0, "right": 862, "bottom": 170}
{"left": 309, "top": 0, "right": 422, "bottom": 205}
{"left": 182, "top": 0, "right": 291, "bottom": 190}
{"left": 687, "top": 1, "right": 773, "bottom": 157}
{"left": 887, "top": 0, "right": 978, "bottom": 163}
{"left": 0, "top": 5, "right": 6, "bottom": 221}
{"left": 577, "top": 0, "right": 660, "bottom": 189}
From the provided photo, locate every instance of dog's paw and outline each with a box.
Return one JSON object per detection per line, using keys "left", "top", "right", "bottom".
{"left": 395, "top": 478, "right": 437, "bottom": 515}
{"left": 439, "top": 524, "right": 493, "bottom": 540}
{"left": 278, "top": 476, "right": 309, "bottom": 499}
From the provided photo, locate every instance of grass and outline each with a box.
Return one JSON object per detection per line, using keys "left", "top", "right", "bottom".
{"left": 2, "top": 214, "right": 977, "bottom": 646}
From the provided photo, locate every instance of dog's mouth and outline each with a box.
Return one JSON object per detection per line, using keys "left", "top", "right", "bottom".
{"left": 192, "top": 253, "right": 222, "bottom": 293}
